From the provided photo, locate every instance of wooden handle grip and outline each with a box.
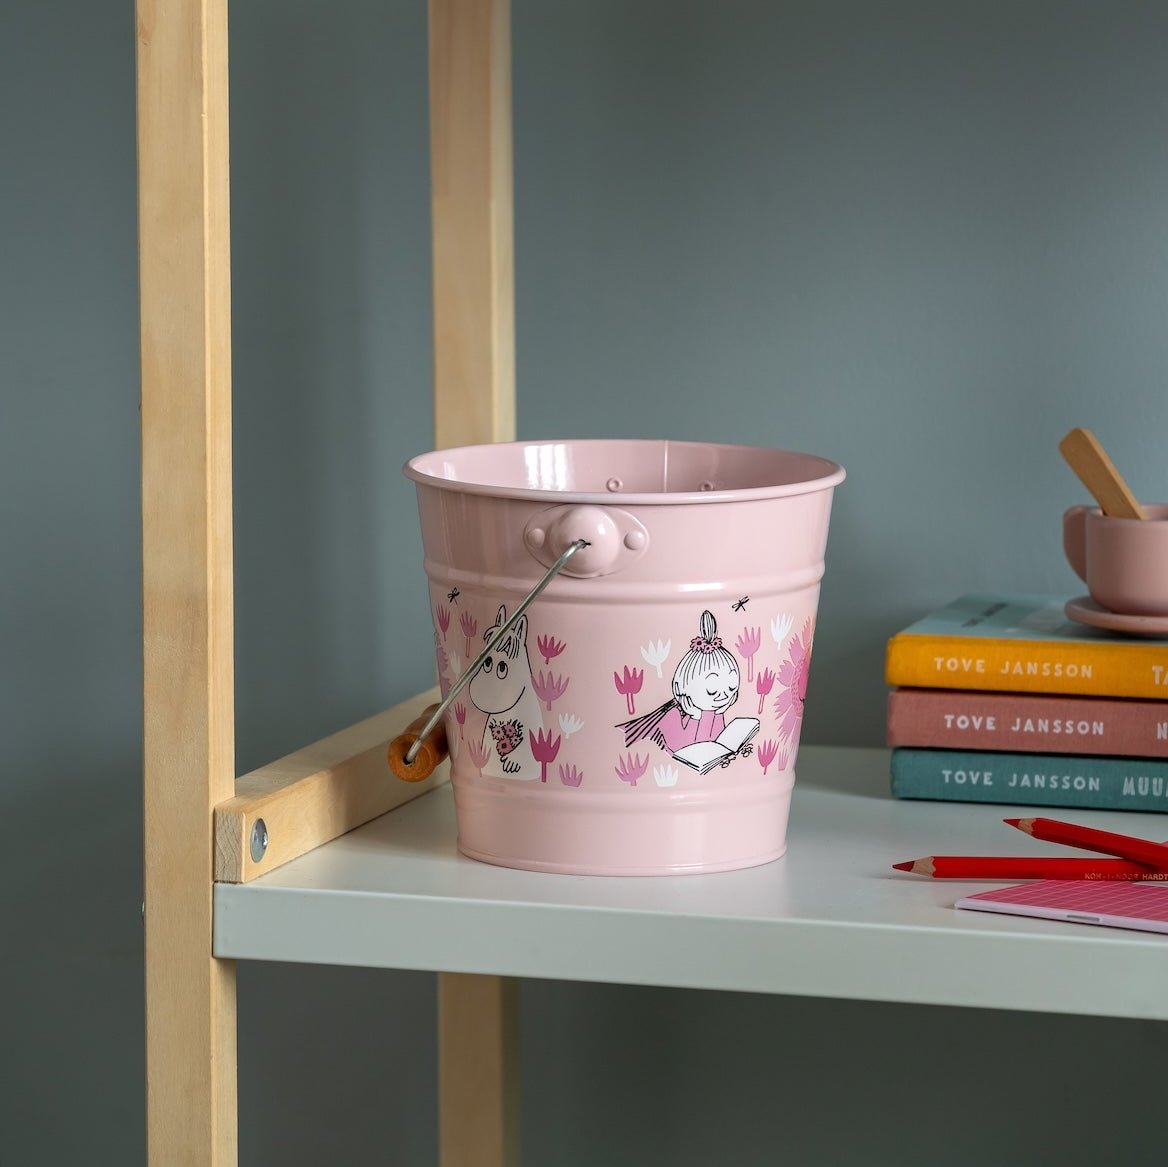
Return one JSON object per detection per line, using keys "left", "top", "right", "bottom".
{"left": 387, "top": 704, "right": 450, "bottom": 782}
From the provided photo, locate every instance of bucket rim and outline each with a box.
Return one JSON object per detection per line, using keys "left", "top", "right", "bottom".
{"left": 404, "top": 438, "right": 845, "bottom": 505}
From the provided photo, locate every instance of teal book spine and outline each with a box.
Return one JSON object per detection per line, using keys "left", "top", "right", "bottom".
{"left": 890, "top": 748, "right": 1168, "bottom": 813}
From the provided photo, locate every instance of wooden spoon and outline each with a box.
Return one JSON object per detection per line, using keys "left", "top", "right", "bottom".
{"left": 1058, "top": 428, "right": 1146, "bottom": 520}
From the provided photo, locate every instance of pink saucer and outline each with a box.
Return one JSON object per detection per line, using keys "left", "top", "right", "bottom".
{"left": 1065, "top": 596, "right": 1168, "bottom": 637}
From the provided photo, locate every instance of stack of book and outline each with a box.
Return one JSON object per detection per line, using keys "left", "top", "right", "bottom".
{"left": 885, "top": 594, "right": 1168, "bottom": 813}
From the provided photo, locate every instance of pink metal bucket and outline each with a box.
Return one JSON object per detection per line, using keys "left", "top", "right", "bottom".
{"left": 405, "top": 439, "right": 844, "bottom": 875}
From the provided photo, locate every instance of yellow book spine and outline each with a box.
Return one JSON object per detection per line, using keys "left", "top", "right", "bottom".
{"left": 886, "top": 635, "right": 1168, "bottom": 699}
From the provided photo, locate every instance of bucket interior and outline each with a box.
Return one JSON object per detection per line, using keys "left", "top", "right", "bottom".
{"left": 406, "top": 439, "right": 844, "bottom": 502}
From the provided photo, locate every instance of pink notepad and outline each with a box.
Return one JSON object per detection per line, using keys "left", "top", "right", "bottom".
{"left": 956, "top": 880, "right": 1168, "bottom": 935}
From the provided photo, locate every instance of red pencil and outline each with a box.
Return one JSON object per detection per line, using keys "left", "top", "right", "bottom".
{"left": 892, "top": 855, "right": 1167, "bottom": 880}
{"left": 1005, "top": 817, "right": 1168, "bottom": 869}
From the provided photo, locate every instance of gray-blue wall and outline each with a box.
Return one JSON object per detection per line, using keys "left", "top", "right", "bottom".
{"left": 4, "top": 1, "right": 1165, "bottom": 1162}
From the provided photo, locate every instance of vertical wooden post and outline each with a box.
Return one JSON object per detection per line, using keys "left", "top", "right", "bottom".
{"left": 429, "top": 0, "right": 516, "bottom": 449}
{"left": 438, "top": 975, "right": 521, "bottom": 1167}
{"left": 429, "top": 1, "right": 521, "bottom": 1164}
{"left": 138, "top": 0, "right": 237, "bottom": 1162}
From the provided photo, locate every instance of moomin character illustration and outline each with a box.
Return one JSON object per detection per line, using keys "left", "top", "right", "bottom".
{"left": 620, "top": 610, "right": 760, "bottom": 774}
{"left": 469, "top": 604, "right": 543, "bottom": 780}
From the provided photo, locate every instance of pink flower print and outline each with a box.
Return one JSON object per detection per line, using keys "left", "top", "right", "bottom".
{"left": 467, "top": 734, "right": 490, "bottom": 776}
{"left": 559, "top": 763, "right": 583, "bottom": 788}
{"left": 735, "top": 627, "right": 761, "bottom": 682}
{"left": 774, "top": 619, "right": 813, "bottom": 743}
{"left": 490, "top": 718, "right": 524, "bottom": 759}
{"left": 533, "top": 670, "right": 569, "bottom": 710}
{"left": 613, "top": 665, "right": 644, "bottom": 716}
{"left": 459, "top": 611, "right": 478, "bottom": 658}
{"left": 530, "top": 729, "right": 562, "bottom": 783}
{"left": 436, "top": 604, "right": 451, "bottom": 641}
{"left": 454, "top": 702, "right": 467, "bottom": 738}
{"left": 537, "top": 633, "right": 566, "bottom": 665}
{"left": 755, "top": 666, "right": 776, "bottom": 715}
{"left": 756, "top": 739, "right": 779, "bottom": 776}
{"left": 615, "top": 752, "right": 649, "bottom": 788}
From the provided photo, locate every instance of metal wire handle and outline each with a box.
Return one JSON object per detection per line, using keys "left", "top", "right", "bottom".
{"left": 403, "top": 538, "right": 590, "bottom": 766}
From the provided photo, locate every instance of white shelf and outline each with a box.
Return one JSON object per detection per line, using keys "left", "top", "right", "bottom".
{"left": 214, "top": 745, "right": 1168, "bottom": 1020}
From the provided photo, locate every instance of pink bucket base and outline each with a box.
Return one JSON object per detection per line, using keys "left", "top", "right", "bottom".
{"left": 456, "top": 843, "right": 787, "bottom": 877}
{"left": 452, "top": 770, "right": 796, "bottom": 876}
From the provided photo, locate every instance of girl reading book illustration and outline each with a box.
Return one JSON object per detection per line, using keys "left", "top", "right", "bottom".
{"left": 620, "top": 611, "right": 759, "bottom": 772}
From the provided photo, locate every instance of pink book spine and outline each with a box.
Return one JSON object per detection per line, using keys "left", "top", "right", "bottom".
{"left": 887, "top": 688, "right": 1168, "bottom": 758}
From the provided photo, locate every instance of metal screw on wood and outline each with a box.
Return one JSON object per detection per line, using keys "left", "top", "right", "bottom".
{"left": 250, "top": 818, "right": 269, "bottom": 863}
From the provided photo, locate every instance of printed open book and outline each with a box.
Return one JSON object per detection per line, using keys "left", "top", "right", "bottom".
{"left": 673, "top": 717, "right": 760, "bottom": 775}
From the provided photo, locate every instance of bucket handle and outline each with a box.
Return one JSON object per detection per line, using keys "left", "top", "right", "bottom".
{"left": 402, "top": 538, "right": 590, "bottom": 767}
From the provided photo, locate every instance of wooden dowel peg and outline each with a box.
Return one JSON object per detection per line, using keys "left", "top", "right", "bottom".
{"left": 387, "top": 703, "right": 450, "bottom": 782}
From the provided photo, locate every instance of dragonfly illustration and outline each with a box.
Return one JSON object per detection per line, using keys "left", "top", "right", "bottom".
{"left": 732, "top": 596, "right": 750, "bottom": 612}
{"left": 447, "top": 587, "right": 461, "bottom": 604}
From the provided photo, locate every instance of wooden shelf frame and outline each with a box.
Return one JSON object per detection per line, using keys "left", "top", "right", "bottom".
{"left": 138, "top": 1, "right": 519, "bottom": 1163}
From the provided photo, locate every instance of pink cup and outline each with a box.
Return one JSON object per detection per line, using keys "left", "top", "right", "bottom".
{"left": 405, "top": 439, "right": 844, "bottom": 875}
{"left": 1064, "top": 504, "right": 1168, "bottom": 616}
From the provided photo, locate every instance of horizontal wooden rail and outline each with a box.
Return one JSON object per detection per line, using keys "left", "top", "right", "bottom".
{"left": 215, "top": 687, "right": 448, "bottom": 883}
